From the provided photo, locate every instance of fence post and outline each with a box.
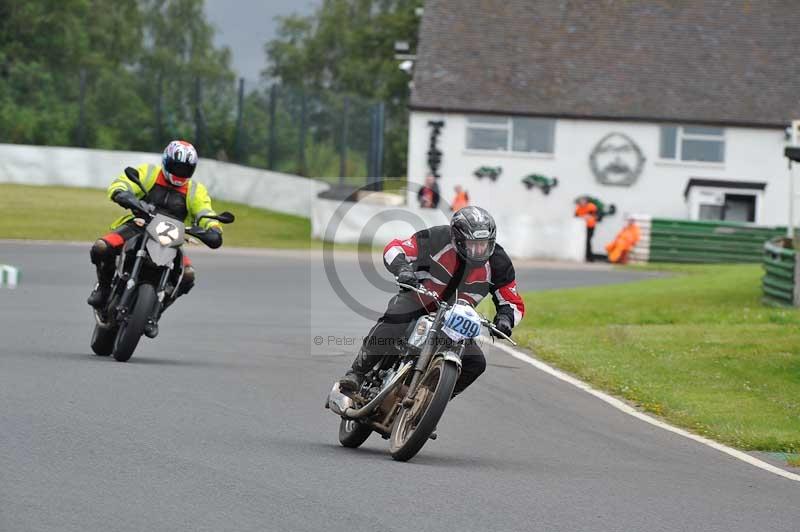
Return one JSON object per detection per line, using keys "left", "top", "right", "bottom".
{"left": 267, "top": 85, "right": 277, "bottom": 170}
{"left": 194, "top": 77, "right": 205, "bottom": 154}
{"left": 77, "top": 69, "right": 87, "bottom": 147}
{"left": 367, "top": 102, "right": 385, "bottom": 190}
{"left": 794, "top": 251, "right": 800, "bottom": 307}
{"left": 298, "top": 90, "right": 307, "bottom": 176}
{"left": 375, "top": 101, "right": 385, "bottom": 188}
{"left": 366, "top": 105, "right": 375, "bottom": 186}
{"left": 233, "top": 77, "right": 245, "bottom": 163}
{"left": 339, "top": 96, "right": 350, "bottom": 185}
{"left": 155, "top": 72, "right": 164, "bottom": 148}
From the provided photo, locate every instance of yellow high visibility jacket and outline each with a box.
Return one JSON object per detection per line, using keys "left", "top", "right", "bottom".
{"left": 107, "top": 163, "right": 221, "bottom": 232}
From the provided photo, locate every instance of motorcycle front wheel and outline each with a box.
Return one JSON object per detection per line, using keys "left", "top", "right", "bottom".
{"left": 389, "top": 357, "right": 458, "bottom": 462}
{"left": 112, "top": 284, "right": 157, "bottom": 362}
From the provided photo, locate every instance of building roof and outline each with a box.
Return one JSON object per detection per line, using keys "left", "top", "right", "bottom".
{"left": 411, "top": 0, "right": 799, "bottom": 128}
{"left": 683, "top": 178, "right": 767, "bottom": 198}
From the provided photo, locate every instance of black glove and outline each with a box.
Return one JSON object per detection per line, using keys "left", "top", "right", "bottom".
{"left": 396, "top": 264, "right": 419, "bottom": 290}
{"left": 188, "top": 226, "right": 223, "bottom": 249}
{"left": 112, "top": 190, "right": 152, "bottom": 215}
{"left": 198, "top": 226, "right": 223, "bottom": 249}
{"left": 491, "top": 314, "right": 513, "bottom": 338}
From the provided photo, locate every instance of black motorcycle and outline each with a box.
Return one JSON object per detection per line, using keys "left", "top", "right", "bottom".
{"left": 326, "top": 282, "right": 516, "bottom": 462}
{"left": 90, "top": 167, "right": 234, "bottom": 362}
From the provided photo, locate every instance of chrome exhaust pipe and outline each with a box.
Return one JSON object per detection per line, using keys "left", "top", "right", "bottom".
{"left": 326, "top": 382, "right": 355, "bottom": 417}
{"left": 326, "top": 361, "right": 413, "bottom": 420}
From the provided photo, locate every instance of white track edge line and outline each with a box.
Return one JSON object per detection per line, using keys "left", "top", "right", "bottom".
{"left": 486, "top": 339, "right": 800, "bottom": 483}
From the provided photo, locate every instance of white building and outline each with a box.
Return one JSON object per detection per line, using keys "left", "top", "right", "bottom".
{"left": 406, "top": 0, "right": 798, "bottom": 260}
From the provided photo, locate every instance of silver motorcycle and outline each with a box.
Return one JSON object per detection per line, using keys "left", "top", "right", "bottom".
{"left": 326, "top": 282, "right": 516, "bottom": 462}
{"left": 90, "top": 168, "right": 234, "bottom": 362}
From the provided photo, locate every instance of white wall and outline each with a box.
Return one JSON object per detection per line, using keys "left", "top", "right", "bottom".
{"left": 310, "top": 196, "right": 585, "bottom": 261}
{"left": 312, "top": 197, "right": 450, "bottom": 244}
{"left": 0, "top": 143, "right": 328, "bottom": 217}
{"left": 407, "top": 112, "right": 790, "bottom": 252}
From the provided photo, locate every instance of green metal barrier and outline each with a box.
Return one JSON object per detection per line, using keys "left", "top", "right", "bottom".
{"left": 762, "top": 239, "right": 796, "bottom": 307}
{"left": 649, "top": 219, "right": 786, "bottom": 263}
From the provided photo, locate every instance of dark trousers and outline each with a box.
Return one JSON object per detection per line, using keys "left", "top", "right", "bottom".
{"left": 356, "top": 293, "right": 487, "bottom": 396}
{"left": 585, "top": 226, "right": 595, "bottom": 262}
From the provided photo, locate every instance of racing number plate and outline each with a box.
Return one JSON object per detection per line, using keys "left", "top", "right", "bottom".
{"left": 442, "top": 304, "right": 482, "bottom": 341}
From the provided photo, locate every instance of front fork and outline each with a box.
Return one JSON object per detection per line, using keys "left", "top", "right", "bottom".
{"left": 151, "top": 268, "right": 171, "bottom": 323}
{"left": 402, "top": 305, "right": 448, "bottom": 407}
{"left": 114, "top": 239, "right": 172, "bottom": 325}
{"left": 115, "top": 243, "right": 147, "bottom": 323}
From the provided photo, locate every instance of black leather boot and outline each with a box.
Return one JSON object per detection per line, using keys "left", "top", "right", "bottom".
{"left": 87, "top": 258, "right": 114, "bottom": 309}
{"left": 87, "top": 282, "right": 111, "bottom": 309}
{"left": 338, "top": 348, "right": 380, "bottom": 393}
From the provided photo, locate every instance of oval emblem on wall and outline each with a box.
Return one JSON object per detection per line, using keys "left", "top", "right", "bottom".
{"left": 589, "top": 132, "right": 646, "bottom": 187}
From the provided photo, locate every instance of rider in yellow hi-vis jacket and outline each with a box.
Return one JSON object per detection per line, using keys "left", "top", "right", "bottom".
{"left": 87, "top": 141, "right": 223, "bottom": 336}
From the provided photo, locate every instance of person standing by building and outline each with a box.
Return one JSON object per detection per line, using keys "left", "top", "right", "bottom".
{"left": 451, "top": 184, "right": 470, "bottom": 212}
{"left": 417, "top": 174, "right": 440, "bottom": 208}
{"left": 574, "top": 196, "right": 598, "bottom": 262}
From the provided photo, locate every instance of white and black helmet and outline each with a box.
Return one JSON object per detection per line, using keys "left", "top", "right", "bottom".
{"left": 450, "top": 206, "right": 497, "bottom": 266}
{"left": 162, "top": 140, "right": 198, "bottom": 187}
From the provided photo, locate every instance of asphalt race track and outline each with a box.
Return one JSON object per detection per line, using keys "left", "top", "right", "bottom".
{"left": 1, "top": 242, "right": 798, "bottom": 532}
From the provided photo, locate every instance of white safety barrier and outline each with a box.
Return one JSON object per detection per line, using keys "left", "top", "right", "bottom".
{"left": 0, "top": 265, "right": 20, "bottom": 288}
{"left": 0, "top": 143, "right": 329, "bottom": 217}
{"left": 629, "top": 214, "right": 652, "bottom": 264}
{"left": 0, "top": 143, "right": 586, "bottom": 260}
{"left": 311, "top": 196, "right": 586, "bottom": 261}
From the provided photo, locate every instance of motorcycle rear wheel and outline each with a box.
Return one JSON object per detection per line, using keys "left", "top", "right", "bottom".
{"left": 90, "top": 322, "right": 116, "bottom": 356}
{"left": 389, "top": 358, "right": 458, "bottom": 462}
{"left": 338, "top": 418, "right": 373, "bottom": 448}
{"left": 113, "top": 284, "right": 156, "bottom": 362}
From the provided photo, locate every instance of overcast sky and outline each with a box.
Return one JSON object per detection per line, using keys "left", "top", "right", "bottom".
{"left": 204, "top": 0, "right": 319, "bottom": 83}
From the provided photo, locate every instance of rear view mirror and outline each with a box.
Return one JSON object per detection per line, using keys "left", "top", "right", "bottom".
{"left": 196, "top": 211, "right": 235, "bottom": 224}
{"left": 124, "top": 167, "right": 146, "bottom": 193}
{"left": 215, "top": 211, "right": 235, "bottom": 224}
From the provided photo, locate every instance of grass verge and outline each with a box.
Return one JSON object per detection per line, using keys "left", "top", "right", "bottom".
{"left": 508, "top": 264, "right": 800, "bottom": 453}
{"left": 0, "top": 183, "right": 367, "bottom": 249}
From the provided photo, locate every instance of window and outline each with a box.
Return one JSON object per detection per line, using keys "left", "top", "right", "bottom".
{"left": 698, "top": 194, "right": 755, "bottom": 223}
{"left": 660, "top": 126, "right": 725, "bottom": 163}
{"left": 466, "top": 116, "right": 555, "bottom": 153}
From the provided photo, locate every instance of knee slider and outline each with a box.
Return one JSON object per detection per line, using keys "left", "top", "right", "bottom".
{"left": 182, "top": 265, "right": 196, "bottom": 285}
{"left": 176, "top": 265, "right": 196, "bottom": 297}
{"left": 90, "top": 239, "right": 111, "bottom": 264}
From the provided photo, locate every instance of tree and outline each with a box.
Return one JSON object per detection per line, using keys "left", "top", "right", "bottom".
{"left": 264, "top": 0, "right": 422, "bottom": 178}
{"left": 139, "top": 0, "right": 235, "bottom": 157}
{"left": 0, "top": 0, "right": 236, "bottom": 157}
{"left": 0, "top": 0, "right": 144, "bottom": 147}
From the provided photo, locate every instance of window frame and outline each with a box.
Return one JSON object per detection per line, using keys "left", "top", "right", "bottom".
{"left": 465, "top": 116, "right": 511, "bottom": 152}
{"left": 465, "top": 115, "right": 556, "bottom": 155}
{"left": 660, "top": 125, "right": 726, "bottom": 163}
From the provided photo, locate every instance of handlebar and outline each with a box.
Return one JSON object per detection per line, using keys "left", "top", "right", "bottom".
{"left": 482, "top": 318, "right": 517, "bottom": 345}
{"left": 395, "top": 280, "right": 517, "bottom": 346}
{"left": 396, "top": 281, "right": 440, "bottom": 300}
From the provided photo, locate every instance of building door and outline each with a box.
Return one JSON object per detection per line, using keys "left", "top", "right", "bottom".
{"left": 722, "top": 194, "right": 755, "bottom": 222}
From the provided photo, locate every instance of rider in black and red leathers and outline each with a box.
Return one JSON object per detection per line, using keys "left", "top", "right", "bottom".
{"left": 338, "top": 206, "right": 525, "bottom": 397}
